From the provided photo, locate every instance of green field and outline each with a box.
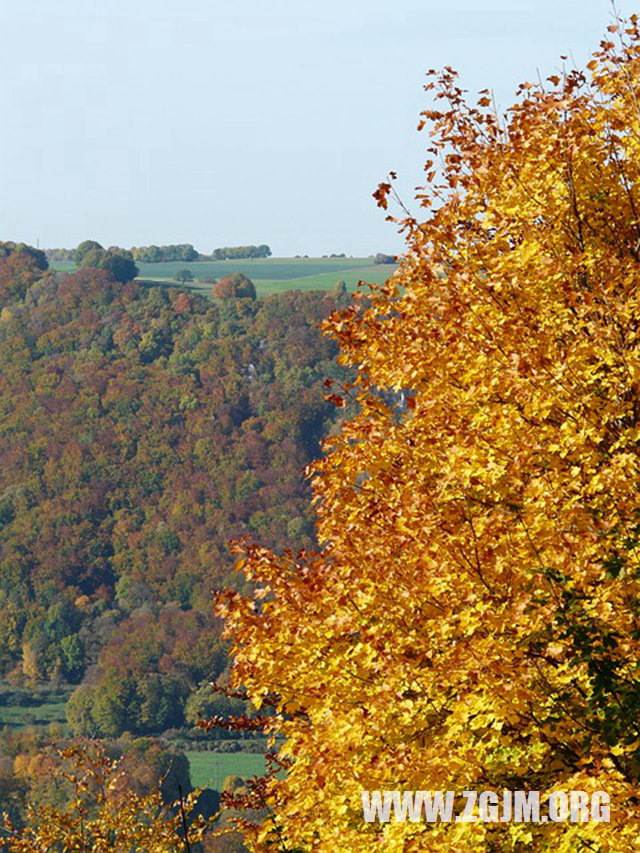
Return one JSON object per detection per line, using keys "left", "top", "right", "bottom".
{"left": 0, "top": 687, "right": 72, "bottom": 731}
{"left": 186, "top": 751, "right": 269, "bottom": 791}
{"left": 252, "top": 266, "right": 393, "bottom": 295}
{"left": 0, "top": 700, "right": 68, "bottom": 729}
{"left": 51, "top": 257, "right": 397, "bottom": 297}
{"left": 138, "top": 257, "right": 375, "bottom": 281}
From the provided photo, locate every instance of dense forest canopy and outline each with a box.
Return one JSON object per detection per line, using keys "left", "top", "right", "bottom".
{"left": 0, "top": 248, "right": 350, "bottom": 737}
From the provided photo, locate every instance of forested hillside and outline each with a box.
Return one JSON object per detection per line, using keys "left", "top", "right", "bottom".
{"left": 0, "top": 248, "right": 350, "bottom": 736}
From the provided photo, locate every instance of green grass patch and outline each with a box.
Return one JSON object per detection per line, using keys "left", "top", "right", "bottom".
{"left": 254, "top": 265, "right": 394, "bottom": 294}
{"left": 0, "top": 686, "right": 72, "bottom": 731}
{"left": 0, "top": 700, "right": 68, "bottom": 729}
{"left": 186, "top": 751, "right": 269, "bottom": 791}
{"left": 51, "top": 257, "right": 397, "bottom": 297}
{"left": 49, "top": 261, "right": 77, "bottom": 272}
{"left": 135, "top": 257, "right": 379, "bottom": 282}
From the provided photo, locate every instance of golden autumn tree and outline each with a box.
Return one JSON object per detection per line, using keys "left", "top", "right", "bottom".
{"left": 218, "top": 17, "right": 640, "bottom": 853}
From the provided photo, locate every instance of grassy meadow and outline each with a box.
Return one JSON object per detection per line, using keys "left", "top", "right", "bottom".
{"left": 186, "top": 751, "right": 269, "bottom": 791}
{"left": 0, "top": 686, "right": 72, "bottom": 731}
{"left": 51, "top": 257, "right": 397, "bottom": 297}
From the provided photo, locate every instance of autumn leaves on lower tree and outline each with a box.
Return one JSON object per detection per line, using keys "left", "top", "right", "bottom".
{"left": 219, "top": 17, "right": 640, "bottom": 853}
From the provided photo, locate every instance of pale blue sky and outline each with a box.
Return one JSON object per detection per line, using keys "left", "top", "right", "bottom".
{"left": 0, "top": 0, "right": 635, "bottom": 256}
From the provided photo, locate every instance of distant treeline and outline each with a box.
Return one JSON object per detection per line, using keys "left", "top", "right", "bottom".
{"left": 211, "top": 244, "right": 271, "bottom": 260}
{"left": 46, "top": 242, "right": 272, "bottom": 264}
{"left": 132, "top": 244, "right": 199, "bottom": 262}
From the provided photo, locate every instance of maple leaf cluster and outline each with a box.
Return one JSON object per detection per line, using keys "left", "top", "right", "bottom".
{"left": 219, "top": 15, "right": 640, "bottom": 853}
